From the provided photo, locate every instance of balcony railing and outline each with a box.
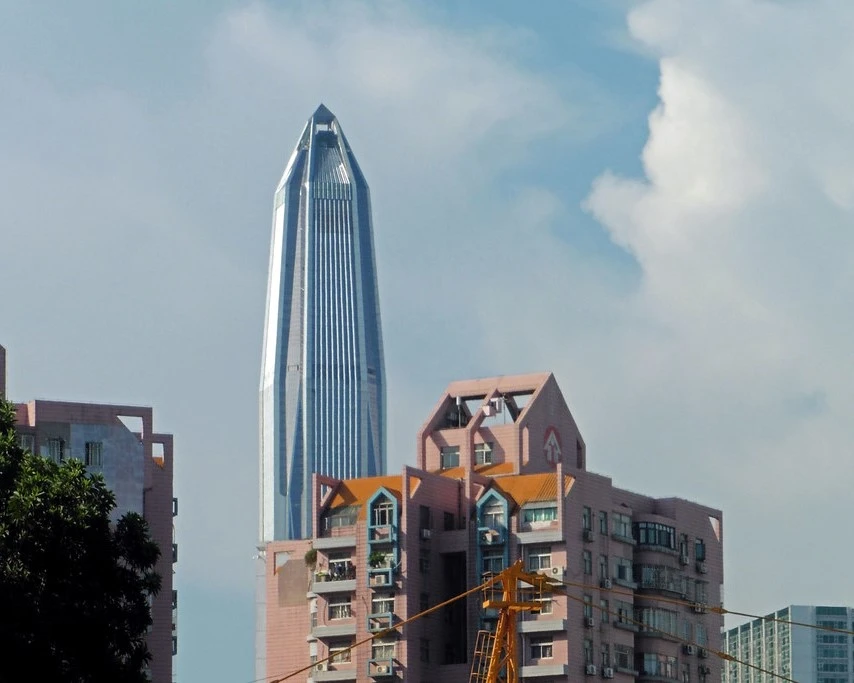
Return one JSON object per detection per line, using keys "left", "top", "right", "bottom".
{"left": 368, "top": 525, "right": 397, "bottom": 543}
{"left": 367, "top": 611, "right": 394, "bottom": 632}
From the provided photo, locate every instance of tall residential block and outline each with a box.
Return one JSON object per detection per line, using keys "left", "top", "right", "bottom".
{"left": 723, "top": 605, "right": 854, "bottom": 683}
{"left": 260, "top": 103, "right": 386, "bottom": 544}
{"left": 2, "top": 346, "right": 177, "bottom": 683}
{"left": 264, "top": 372, "right": 724, "bottom": 682}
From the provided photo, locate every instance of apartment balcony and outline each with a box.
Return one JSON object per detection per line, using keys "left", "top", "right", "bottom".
{"left": 312, "top": 568, "right": 356, "bottom": 595}
{"left": 367, "top": 611, "right": 395, "bottom": 633}
{"left": 520, "top": 663, "right": 568, "bottom": 678}
{"left": 312, "top": 622, "right": 357, "bottom": 639}
{"left": 368, "top": 524, "right": 397, "bottom": 544}
{"left": 314, "top": 535, "right": 357, "bottom": 550}
{"left": 367, "top": 658, "right": 395, "bottom": 678}
{"left": 311, "top": 664, "right": 357, "bottom": 681}
{"left": 518, "top": 618, "right": 567, "bottom": 634}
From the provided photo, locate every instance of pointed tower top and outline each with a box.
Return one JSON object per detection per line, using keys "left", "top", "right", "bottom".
{"left": 312, "top": 103, "right": 335, "bottom": 124}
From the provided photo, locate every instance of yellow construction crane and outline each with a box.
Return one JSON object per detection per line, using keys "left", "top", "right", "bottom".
{"left": 469, "top": 559, "right": 565, "bottom": 683}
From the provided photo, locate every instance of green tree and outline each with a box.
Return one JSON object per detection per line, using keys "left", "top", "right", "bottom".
{"left": 0, "top": 399, "right": 161, "bottom": 682}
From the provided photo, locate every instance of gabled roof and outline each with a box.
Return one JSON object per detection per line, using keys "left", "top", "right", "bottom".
{"left": 489, "top": 472, "right": 574, "bottom": 508}
{"left": 324, "top": 475, "right": 412, "bottom": 520}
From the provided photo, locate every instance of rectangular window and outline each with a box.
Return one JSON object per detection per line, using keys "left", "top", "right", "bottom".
{"left": 634, "top": 522, "right": 676, "bottom": 549}
{"left": 583, "top": 594, "right": 593, "bottom": 619}
{"left": 582, "top": 506, "right": 592, "bottom": 530}
{"left": 601, "top": 642, "right": 611, "bottom": 668}
{"left": 616, "top": 600, "right": 633, "bottom": 625}
{"left": 328, "top": 552, "right": 354, "bottom": 580}
{"left": 330, "top": 641, "right": 352, "bottom": 664}
{"left": 613, "top": 557, "right": 633, "bottom": 583}
{"left": 600, "top": 598, "right": 609, "bottom": 621}
{"left": 420, "top": 592, "right": 429, "bottom": 615}
{"left": 419, "top": 505, "right": 432, "bottom": 530}
{"left": 482, "top": 502, "right": 505, "bottom": 529}
{"left": 482, "top": 551, "right": 503, "bottom": 574}
{"left": 695, "top": 622, "right": 708, "bottom": 646}
{"left": 584, "top": 639, "right": 594, "bottom": 665}
{"left": 328, "top": 596, "right": 352, "bottom": 620}
{"left": 527, "top": 546, "right": 552, "bottom": 571}
{"left": 474, "top": 442, "right": 493, "bottom": 465}
{"left": 47, "top": 437, "right": 64, "bottom": 463}
{"left": 84, "top": 441, "right": 103, "bottom": 467}
{"left": 535, "top": 597, "right": 553, "bottom": 615}
{"left": 583, "top": 550, "right": 592, "bottom": 575}
{"left": 371, "top": 595, "right": 394, "bottom": 615}
{"left": 371, "top": 638, "right": 395, "bottom": 660}
{"left": 372, "top": 499, "right": 394, "bottom": 526}
{"left": 695, "top": 538, "right": 706, "bottom": 561}
{"left": 419, "top": 549, "right": 430, "bottom": 574}
{"left": 529, "top": 636, "right": 553, "bottom": 660}
{"left": 614, "top": 644, "right": 633, "bottom": 671}
{"left": 18, "top": 433, "right": 34, "bottom": 452}
{"left": 523, "top": 506, "right": 557, "bottom": 523}
{"left": 599, "top": 511, "right": 608, "bottom": 534}
{"left": 420, "top": 637, "right": 430, "bottom": 663}
{"left": 598, "top": 554, "right": 609, "bottom": 580}
{"left": 440, "top": 446, "right": 460, "bottom": 469}
{"left": 612, "top": 512, "right": 632, "bottom": 540}
{"left": 443, "top": 511, "right": 455, "bottom": 531}
{"left": 323, "top": 506, "right": 358, "bottom": 532}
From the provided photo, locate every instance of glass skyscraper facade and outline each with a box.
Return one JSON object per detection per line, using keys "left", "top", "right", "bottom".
{"left": 260, "top": 104, "right": 386, "bottom": 541}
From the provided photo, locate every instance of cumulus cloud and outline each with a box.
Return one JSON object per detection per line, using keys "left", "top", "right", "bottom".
{"left": 585, "top": 0, "right": 854, "bottom": 612}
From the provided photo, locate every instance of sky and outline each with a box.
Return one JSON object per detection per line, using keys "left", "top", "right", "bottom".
{"left": 1, "top": 0, "right": 853, "bottom": 680}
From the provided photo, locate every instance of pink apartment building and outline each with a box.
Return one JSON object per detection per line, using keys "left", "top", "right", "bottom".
{"left": 265, "top": 373, "right": 723, "bottom": 683}
{"left": 0, "top": 345, "right": 177, "bottom": 683}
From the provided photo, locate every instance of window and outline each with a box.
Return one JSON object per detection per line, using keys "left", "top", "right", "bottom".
{"left": 529, "top": 636, "right": 553, "bottom": 660}
{"left": 328, "top": 596, "right": 352, "bottom": 620}
{"left": 330, "top": 641, "right": 352, "bottom": 663}
{"left": 695, "top": 538, "right": 706, "bottom": 561}
{"left": 474, "top": 442, "right": 493, "bottom": 465}
{"left": 695, "top": 622, "right": 707, "bottom": 646}
{"left": 323, "top": 506, "right": 358, "bottom": 532}
{"left": 419, "top": 549, "right": 430, "bottom": 574}
{"left": 443, "top": 511, "right": 455, "bottom": 530}
{"left": 372, "top": 498, "right": 395, "bottom": 527}
{"left": 612, "top": 512, "right": 632, "bottom": 540}
{"left": 584, "top": 639, "right": 594, "bottom": 665}
{"left": 440, "top": 446, "right": 459, "bottom": 469}
{"left": 640, "top": 653, "right": 677, "bottom": 678}
{"left": 601, "top": 642, "right": 611, "bottom": 668}
{"left": 681, "top": 662, "right": 690, "bottom": 683}
{"left": 47, "top": 437, "right": 64, "bottom": 463}
{"left": 614, "top": 644, "right": 633, "bottom": 671}
{"left": 679, "top": 534, "right": 689, "bottom": 558}
{"left": 527, "top": 546, "right": 552, "bottom": 571}
{"left": 420, "top": 592, "right": 430, "bottom": 615}
{"left": 482, "top": 502, "right": 505, "bottom": 529}
{"left": 634, "top": 522, "right": 676, "bottom": 550}
{"left": 582, "top": 506, "right": 592, "bottom": 530}
{"left": 482, "top": 551, "right": 504, "bottom": 574}
{"left": 599, "top": 511, "right": 608, "bottom": 535}
{"left": 371, "top": 638, "right": 395, "bottom": 660}
{"left": 613, "top": 557, "right": 633, "bottom": 584}
{"left": 535, "top": 597, "right": 553, "bottom": 615}
{"left": 371, "top": 595, "right": 394, "bottom": 615}
{"left": 328, "top": 553, "right": 354, "bottom": 580}
{"left": 598, "top": 554, "right": 609, "bottom": 580}
{"left": 419, "top": 505, "right": 432, "bottom": 530}
{"left": 583, "top": 594, "right": 593, "bottom": 619}
{"left": 18, "top": 433, "right": 34, "bottom": 452}
{"left": 600, "top": 599, "right": 609, "bottom": 621}
{"left": 582, "top": 550, "right": 592, "bottom": 575}
{"left": 636, "top": 607, "right": 678, "bottom": 635}
{"left": 695, "top": 581, "right": 708, "bottom": 603}
{"left": 84, "top": 441, "right": 103, "bottom": 467}
{"left": 523, "top": 506, "right": 557, "bottom": 523}
{"left": 420, "top": 637, "right": 430, "bottom": 663}
{"left": 616, "top": 600, "right": 633, "bottom": 625}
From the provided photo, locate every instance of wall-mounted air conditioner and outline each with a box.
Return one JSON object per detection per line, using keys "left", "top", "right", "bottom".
{"left": 584, "top": 616, "right": 595, "bottom": 628}
{"left": 421, "top": 528, "right": 432, "bottom": 540}
{"left": 600, "top": 578, "right": 612, "bottom": 589}
{"left": 585, "top": 664, "right": 597, "bottom": 676}
{"left": 603, "top": 667, "right": 614, "bottom": 679}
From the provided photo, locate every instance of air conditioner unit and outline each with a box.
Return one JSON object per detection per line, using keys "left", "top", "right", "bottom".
{"left": 371, "top": 574, "right": 387, "bottom": 586}
{"left": 693, "top": 603, "right": 707, "bottom": 614}
{"left": 683, "top": 644, "right": 696, "bottom": 655}
{"left": 583, "top": 528, "right": 595, "bottom": 542}
{"left": 679, "top": 554, "right": 689, "bottom": 566}
{"left": 316, "top": 662, "right": 327, "bottom": 672}
{"left": 698, "top": 648, "right": 709, "bottom": 659}
{"left": 376, "top": 664, "right": 390, "bottom": 674}
{"left": 600, "top": 578, "right": 613, "bottom": 590}
{"left": 603, "top": 667, "right": 615, "bottom": 679}
{"left": 696, "top": 561, "right": 707, "bottom": 574}
{"left": 421, "top": 528, "right": 432, "bottom": 540}
{"left": 550, "top": 566, "right": 565, "bottom": 578}
{"left": 699, "top": 665, "right": 711, "bottom": 675}
{"left": 585, "top": 664, "right": 598, "bottom": 676}
{"left": 585, "top": 616, "right": 595, "bottom": 628}
{"left": 481, "top": 529, "right": 499, "bottom": 544}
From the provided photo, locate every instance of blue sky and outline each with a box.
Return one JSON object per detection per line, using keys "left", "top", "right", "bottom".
{"left": 2, "top": 1, "right": 854, "bottom": 681}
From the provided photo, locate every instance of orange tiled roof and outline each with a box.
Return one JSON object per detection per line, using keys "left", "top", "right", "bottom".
{"left": 326, "top": 475, "right": 418, "bottom": 520}
{"left": 490, "top": 472, "right": 573, "bottom": 508}
{"left": 476, "top": 462, "right": 514, "bottom": 476}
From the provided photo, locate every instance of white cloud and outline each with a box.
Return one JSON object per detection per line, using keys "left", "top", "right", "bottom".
{"left": 585, "top": 0, "right": 854, "bottom": 613}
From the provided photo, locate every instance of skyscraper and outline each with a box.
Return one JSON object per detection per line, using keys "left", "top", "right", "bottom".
{"left": 260, "top": 104, "right": 386, "bottom": 542}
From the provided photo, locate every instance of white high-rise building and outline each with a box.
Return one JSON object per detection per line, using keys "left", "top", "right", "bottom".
{"left": 723, "top": 605, "right": 854, "bottom": 683}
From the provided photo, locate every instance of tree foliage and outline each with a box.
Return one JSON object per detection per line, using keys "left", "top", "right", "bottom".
{"left": 0, "top": 398, "right": 161, "bottom": 682}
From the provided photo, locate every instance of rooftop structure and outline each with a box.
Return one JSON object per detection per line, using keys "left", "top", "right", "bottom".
{"left": 263, "top": 372, "right": 724, "bottom": 682}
